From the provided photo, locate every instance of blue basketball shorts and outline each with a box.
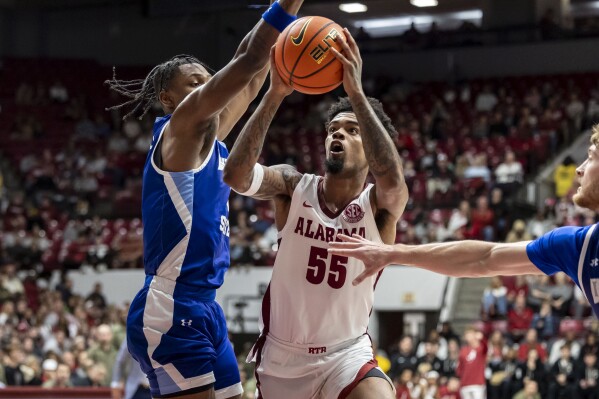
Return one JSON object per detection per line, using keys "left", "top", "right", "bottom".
{"left": 127, "top": 276, "right": 242, "bottom": 399}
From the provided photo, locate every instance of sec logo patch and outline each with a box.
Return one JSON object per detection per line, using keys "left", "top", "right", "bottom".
{"left": 342, "top": 203, "right": 365, "bottom": 223}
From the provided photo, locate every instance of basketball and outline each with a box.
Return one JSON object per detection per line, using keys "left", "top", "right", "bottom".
{"left": 274, "top": 16, "right": 344, "bottom": 95}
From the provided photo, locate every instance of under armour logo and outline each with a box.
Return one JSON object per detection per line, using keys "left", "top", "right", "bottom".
{"left": 591, "top": 258, "right": 599, "bottom": 267}
{"left": 181, "top": 319, "right": 193, "bottom": 327}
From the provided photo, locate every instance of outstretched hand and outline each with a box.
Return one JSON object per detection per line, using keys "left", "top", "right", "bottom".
{"left": 268, "top": 46, "right": 294, "bottom": 97}
{"left": 330, "top": 28, "right": 363, "bottom": 97}
{"left": 328, "top": 234, "right": 394, "bottom": 285}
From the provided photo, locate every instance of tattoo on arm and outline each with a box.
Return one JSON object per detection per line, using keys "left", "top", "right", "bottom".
{"left": 252, "top": 165, "right": 303, "bottom": 200}
{"left": 350, "top": 96, "right": 403, "bottom": 180}
{"left": 226, "top": 94, "right": 283, "bottom": 192}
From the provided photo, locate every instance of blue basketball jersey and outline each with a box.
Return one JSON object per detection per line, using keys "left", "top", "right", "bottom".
{"left": 527, "top": 223, "right": 599, "bottom": 318}
{"left": 141, "top": 115, "right": 231, "bottom": 293}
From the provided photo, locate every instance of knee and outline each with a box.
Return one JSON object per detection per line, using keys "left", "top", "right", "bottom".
{"left": 347, "top": 377, "right": 395, "bottom": 399}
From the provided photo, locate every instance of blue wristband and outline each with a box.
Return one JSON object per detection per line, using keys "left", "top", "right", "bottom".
{"left": 262, "top": 1, "right": 297, "bottom": 33}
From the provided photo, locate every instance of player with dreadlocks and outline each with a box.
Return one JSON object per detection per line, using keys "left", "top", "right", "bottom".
{"left": 107, "top": 1, "right": 303, "bottom": 399}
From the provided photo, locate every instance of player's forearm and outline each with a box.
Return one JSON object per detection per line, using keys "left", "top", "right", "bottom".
{"left": 391, "top": 240, "right": 499, "bottom": 277}
{"left": 348, "top": 93, "right": 404, "bottom": 188}
{"left": 223, "top": 91, "right": 285, "bottom": 191}
{"left": 237, "top": 0, "right": 303, "bottom": 71}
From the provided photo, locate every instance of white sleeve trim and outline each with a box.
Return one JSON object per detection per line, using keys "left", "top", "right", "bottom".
{"left": 234, "top": 164, "right": 264, "bottom": 196}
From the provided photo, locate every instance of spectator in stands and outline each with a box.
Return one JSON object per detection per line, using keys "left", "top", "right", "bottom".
{"left": 447, "top": 200, "right": 471, "bottom": 237}
{"left": 86, "top": 282, "right": 107, "bottom": 309}
{"left": 107, "top": 131, "right": 130, "bottom": 154}
{"left": 573, "top": 285, "right": 592, "bottom": 319}
{"left": 475, "top": 85, "right": 498, "bottom": 112}
{"left": 489, "top": 187, "right": 510, "bottom": 240}
{"left": 487, "top": 331, "right": 507, "bottom": 366}
{"left": 454, "top": 154, "right": 471, "bottom": 179}
{"left": 587, "top": 97, "right": 599, "bottom": 123}
{"left": 554, "top": 156, "right": 578, "bottom": 198}
{"left": 489, "top": 111, "right": 508, "bottom": 136}
{"left": 506, "top": 275, "right": 529, "bottom": 306}
{"left": 417, "top": 341, "right": 443, "bottom": 376}
{"left": 469, "top": 195, "right": 495, "bottom": 241}
{"left": 390, "top": 335, "right": 419, "bottom": 380}
{"left": 488, "top": 346, "right": 519, "bottom": 399}
{"left": 439, "top": 321, "right": 460, "bottom": 345}
{"left": 422, "top": 370, "right": 440, "bottom": 398}
{"left": 440, "top": 338, "right": 460, "bottom": 381}
{"left": 1, "top": 263, "right": 24, "bottom": 296}
{"left": 74, "top": 113, "right": 97, "bottom": 140}
{"left": 494, "top": 150, "right": 523, "bottom": 197}
{"left": 513, "top": 379, "right": 541, "bottom": 399}
{"left": 87, "top": 324, "right": 118, "bottom": 386}
{"left": 527, "top": 275, "right": 552, "bottom": 312}
{"left": 528, "top": 207, "right": 556, "bottom": 239}
{"left": 505, "top": 219, "right": 532, "bottom": 243}
{"left": 482, "top": 276, "right": 508, "bottom": 319}
{"left": 525, "top": 87, "right": 542, "bottom": 111}
{"left": 456, "top": 327, "right": 487, "bottom": 399}
{"left": 531, "top": 300, "right": 559, "bottom": 340}
{"left": 40, "top": 358, "right": 58, "bottom": 386}
{"left": 394, "top": 368, "right": 413, "bottom": 399}
{"left": 49, "top": 80, "right": 69, "bottom": 103}
{"left": 472, "top": 115, "right": 490, "bottom": 139}
{"left": 71, "top": 351, "right": 93, "bottom": 386}
{"left": 3, "top": 347, "right": 26, "bottom": 386}
{"left": 42, "top": 362, "right": 73, "bottom": 388}
{"left": 518, "top": 329, "right": 548, "bottom": 363}
{"left": 507, "top": 294, "right": 534, "bottom": 342}
{"left": 548, "top": 343, "right": 577, "bottom": 399}
{"left": 463, "top": 153, "right": 492, "bottom": 183}
{"left": 566, "top": 93, "right": 585, "bottom": 133}
{"left": 426, "top": 153, "right": 455, "bottom": 202}
{"left": 580, "top": 332, "right": 599, "bottom": 359}
{"left": 575, "top": 351, "right": 598, "bottom": 399}
{"left": 87, "top": 363, "right": 108, "bottom": 387}
{"left": 414, "top": 330, "right": 441, "bottom": 358}
{"left": 15, "top": 82, "right": 34, "bottom": 105}
{"left": 122, "top": 118, "right": 142, "bottom": 141}
{"left": 438, "top": 376, "right": 460, "bottom": 399}
{"left": 549, "top": 272, "right": 574, "bottom": 317}
{"left": 515, "top": 348, "right": 548, "bottom": 397}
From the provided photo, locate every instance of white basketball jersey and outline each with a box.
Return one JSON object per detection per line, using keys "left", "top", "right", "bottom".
{"left": 261, "top": 174, "right": 383, "bottom": 349}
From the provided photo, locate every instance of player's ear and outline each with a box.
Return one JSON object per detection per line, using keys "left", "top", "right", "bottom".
{"left": 159, "top": 89, "right": 174, "bottom": 109}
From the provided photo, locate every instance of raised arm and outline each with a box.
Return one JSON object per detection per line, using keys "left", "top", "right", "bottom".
{"left": 217, "top": 63, "right": 269, "bottom": 140}
{"left": 331, "top": 30, "right": 408, "bottom": 221}
{"left": 328, "top": 235, "right": 543, "bottom": 285}
{"left": 170, "top": 0, "right": 303, "bottom": 144}
{"left": 223, "top": 49, "right": 302, "bottom": 202}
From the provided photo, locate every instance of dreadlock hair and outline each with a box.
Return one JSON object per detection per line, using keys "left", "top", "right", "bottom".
{"left": 325, "top": 96, "right": 398, "bottom": 138}
{"left": 105, "top": 54, "right": 212, "bottom": 120}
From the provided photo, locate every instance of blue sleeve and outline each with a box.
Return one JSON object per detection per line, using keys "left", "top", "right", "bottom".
{"left": 526, "top": 225, "right": 592, "bottom": 286}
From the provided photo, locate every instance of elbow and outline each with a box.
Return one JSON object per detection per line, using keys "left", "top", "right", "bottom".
{"left": 222, "top": 167, "right": 237, "bottom": 188}
{"left": 223, "top": 167, "right": 248, "bottom": 193}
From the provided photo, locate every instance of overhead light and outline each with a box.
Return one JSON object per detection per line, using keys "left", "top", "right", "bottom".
{"left": 339, "top": 2, "right": 368, "bottom": 13}
{"left": 410, "top": 0, "right": 438, "bottom": 7}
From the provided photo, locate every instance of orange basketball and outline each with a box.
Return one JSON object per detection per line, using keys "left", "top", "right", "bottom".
{"left": 274, "top": 16, "right": 344, "bottom": 95}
